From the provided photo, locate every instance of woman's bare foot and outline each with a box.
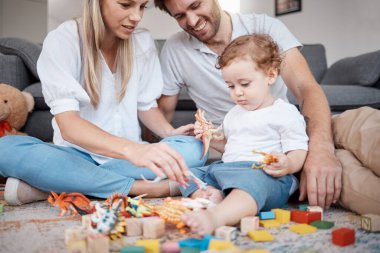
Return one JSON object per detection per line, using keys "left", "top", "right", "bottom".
{"left": 190, "top": 186, "right": 224, "bottom": 204}
{"left": 182, "top": 209, "right": 222, "bottom": 235}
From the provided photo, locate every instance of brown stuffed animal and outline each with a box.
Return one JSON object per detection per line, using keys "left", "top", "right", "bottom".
{"left": 0, "top": 83, "right": 34, "bottom": 137}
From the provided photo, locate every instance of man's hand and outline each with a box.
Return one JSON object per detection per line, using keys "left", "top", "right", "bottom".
{"left": 299, "top": 148, "right": 342, "bottom": 208}
{"left": 169, "top": 124, "right": 195, "bottom": 137}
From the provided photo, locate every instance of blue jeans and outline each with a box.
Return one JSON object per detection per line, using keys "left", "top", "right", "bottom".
{"left": 180, "top": 161, "right": 298, "bottom": 211}
{"left": 0, "top": 135, "right": 207, "bottom": 198}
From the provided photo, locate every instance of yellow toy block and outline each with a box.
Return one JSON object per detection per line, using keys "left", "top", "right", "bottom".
{"left": 271, "top": 208, "right": 291, "bottom": 224}
{"left": 247, "top": 231, "right": 274, "bottom": 242}
{"left": 246, "top": 250, "right": 271, "bottom": 253}
{"left": 289, "top": 224, "right": 317, "bottom": 234}
{"left": 66, "top": 239, "right": 87, "bottom": 253}
{"left": 259, "top": 220, "right": 280, "bottom": 228}
{"left": 136, "top": 239, "right": 160, "bottom": 253}
{"left": 208, "top": 239, "right": 236, "bottom": 250}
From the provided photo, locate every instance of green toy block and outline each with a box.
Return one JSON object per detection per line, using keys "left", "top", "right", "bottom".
{"left": 0, "top": 203, "right": 3, "bottom": 214}
{"left": 121, "top": 246, "right": 145, "bottom": 253}
{"left": 180, "top": 247, "right": 200, "bottom": 253}
{"left": 310, "top": 220, "right": 334, "bottom": 229}
{"left": 298, "top": 204, "right": 308, "bottom": 211}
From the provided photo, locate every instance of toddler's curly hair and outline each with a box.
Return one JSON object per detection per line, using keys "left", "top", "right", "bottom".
{"left": 217, "top": 34, "right": 283, "bottom": 74}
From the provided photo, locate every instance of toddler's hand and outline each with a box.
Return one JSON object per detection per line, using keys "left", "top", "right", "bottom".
{"left": 263, "top": 152, "right": 290, "bottom": 177}
{"left": 194, "top": 120, "right": 213, "bottom": 139}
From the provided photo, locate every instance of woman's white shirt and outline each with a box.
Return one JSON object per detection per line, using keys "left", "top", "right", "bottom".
{"left": 37, "top": 20, "right": 163, "bottom": 164}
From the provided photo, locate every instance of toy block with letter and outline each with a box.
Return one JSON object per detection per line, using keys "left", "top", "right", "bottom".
{"left": 215, "top": 226, "right": 238, "bottom": 241}
{"left": 361, "top": 214, "right": 380, "bottom": 232}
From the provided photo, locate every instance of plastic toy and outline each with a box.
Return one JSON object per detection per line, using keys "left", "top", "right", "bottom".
{"left": 47, "top": 192, "right": 94, "bottom": 217}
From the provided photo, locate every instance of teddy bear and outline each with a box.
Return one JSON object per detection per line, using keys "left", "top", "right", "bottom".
{"left": 0, "top": 83, "right": 34, "bottom": 137}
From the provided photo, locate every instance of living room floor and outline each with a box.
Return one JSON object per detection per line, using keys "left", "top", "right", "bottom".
{"left": 0, "top": 185, "right": 379, "bottom": 253}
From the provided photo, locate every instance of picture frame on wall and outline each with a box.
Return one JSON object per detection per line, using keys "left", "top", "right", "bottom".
{"left": 275, "top": 0, "right": 302, "bottom": 16}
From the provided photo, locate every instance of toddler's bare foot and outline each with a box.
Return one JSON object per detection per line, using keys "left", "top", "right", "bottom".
{"left": 190, "top": 186, "right": 224, "bottom": 204}
{"left": 182, "top": 209, "right": 221, "bottom": 235}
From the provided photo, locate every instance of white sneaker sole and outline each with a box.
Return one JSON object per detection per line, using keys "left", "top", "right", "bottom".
{"left": 4, "top": 177, "right": 22, "bottom": 205}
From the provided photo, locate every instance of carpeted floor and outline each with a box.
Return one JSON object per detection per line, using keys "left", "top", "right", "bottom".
{"left": 0, "top": 196, "right": 379, "bottom": 253}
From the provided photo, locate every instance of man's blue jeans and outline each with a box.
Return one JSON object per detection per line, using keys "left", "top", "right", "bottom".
{"left": 0, "top": 135, "right": 207, "bottom": 198}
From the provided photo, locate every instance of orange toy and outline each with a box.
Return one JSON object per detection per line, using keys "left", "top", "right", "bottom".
{"left": 48, "top": 192, "right": 95, "bottom": 217}
{"left": 251, "top": 150, "right": 279, "bottom": 169}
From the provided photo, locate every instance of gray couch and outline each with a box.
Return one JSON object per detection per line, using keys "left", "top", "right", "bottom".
{"left": 1, "top": 38, "right": 379, "bottom": 142}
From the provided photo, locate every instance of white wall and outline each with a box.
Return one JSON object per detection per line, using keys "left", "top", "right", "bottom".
{"left": 241, "top": 0, "right": 380, "bottom": 65}
{"left": 0, "top": 0, "right": 47, "bottom": 43}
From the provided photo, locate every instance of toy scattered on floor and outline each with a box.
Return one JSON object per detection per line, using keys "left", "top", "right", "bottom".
{"left": 240, "top": 216, "right": 259, "bottom": 235}
{"left": 194, "top": 109, "right": 225, "bottom": 159}
{"left": 307, "top": 206, "right": 324, "bottom": 220}
{"left": 361, "top": 214, "right": 380, "bottom": 232}
{"left": 47, "top": 192, "right": 95, "bottom": 217}
{"left": 290, "top": 210, "right": 322, "bottom": 224}
{"left": 310, "top": 220, "right": 334, "bottom": 230}
{"left": 215, "top": 226, "right": 238, "bottom": 241}
{"left": 248, "top": 230, "right": 274, "bottom": 242}
{"left": 289, "top": 224, "right": 318, "bottom": 234}
{"left": 258, "top": 211, "right": 275, "bottom": 220}
{"left": 251, "top": 150, "right": 278, "bottom": 169}
{"left": 91, "top": 199, "right": 122, "bottom": 234}
{"left": 332, "top": 227, "right": 355, "bottom": 247}
{"left": 142, "top": 217, "right": 166, "bottom": 239}
{"left": 271, "top": 208, "right": 290, "bottom": 224}
{"left": 0, "top": 203, "right": 3, "bottom": 214}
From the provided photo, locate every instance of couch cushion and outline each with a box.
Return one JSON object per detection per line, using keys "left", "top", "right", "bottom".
{"left": 23, "top": 82, "right": 49, "bottom": 110}
{"left": 321, "top": 50, "right": 380, "bottom": 86}
{"left": 0, "top": 37, "right": 41, "bottom": 80}
{"left": 0, "top": 53, "right": 32, "bottom": 90}
{"left": 301, "top": 44, "right": 328, "bottom": 83}
{"left": 288, "top": 85, "right": 380, "bottom": 111}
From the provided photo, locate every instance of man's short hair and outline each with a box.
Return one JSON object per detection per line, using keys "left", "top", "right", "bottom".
{"left": 154, "top": 0, "right": 171, "bottom": 14}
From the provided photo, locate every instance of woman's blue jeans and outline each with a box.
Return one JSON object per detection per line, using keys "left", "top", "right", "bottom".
{"left": 0, "top": 135, "right": 207, "bottom": 198}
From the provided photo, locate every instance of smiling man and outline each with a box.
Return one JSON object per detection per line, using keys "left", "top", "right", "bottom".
{"left": 154, "top": 0, "right": 342, "bottom": 209}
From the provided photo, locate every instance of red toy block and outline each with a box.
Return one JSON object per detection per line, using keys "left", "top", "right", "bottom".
{"left": 291, "top": 210, "right": 321, "bottom": 224}
{"left": 332, "top": 228, "right": 355, "bottom": 247}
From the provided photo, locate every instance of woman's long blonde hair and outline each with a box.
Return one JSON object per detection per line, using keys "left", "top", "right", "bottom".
{"left": 82, "top": 0, "right": 133, "bottom": 107}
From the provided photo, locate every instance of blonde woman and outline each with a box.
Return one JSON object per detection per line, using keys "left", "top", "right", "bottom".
{"left": 0, "top": 0, "right": 206, "bottom": 205}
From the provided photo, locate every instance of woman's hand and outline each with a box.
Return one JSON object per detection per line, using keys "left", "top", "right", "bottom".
{"left": 125, "top": 142, "right": 190, "bottom": 185}
{"left": 263, "top": 152, "right": 290, "bottom": 177}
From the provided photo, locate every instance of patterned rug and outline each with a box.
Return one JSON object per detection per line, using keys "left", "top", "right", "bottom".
{"left": 0, "top": 198, "right": 379, "bottom": 253}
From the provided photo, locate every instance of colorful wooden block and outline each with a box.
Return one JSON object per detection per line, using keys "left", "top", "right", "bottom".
{"left": 66, "top": 239, "right": 87, "bottom": 253}
{"left": 258, "top": 211, "right": 275, "bottom": 220}
{"left": 81, "top": 214, "right": 93, "bottom": 230}
{"left": 332, "top": 228, "right": 355, "bottom": 247}
{"left": 310, "top": 220, "right": 334, "bottom": 230}
{"left": 215, "top": 226, "right": 238, "bottom": 241}
{"left": 291, "top": 210, "right": 321, "bottom": 224}
{"left": 126, "top": 217, "right": 143, "bottom": 236}
{"left": 240, "top": 216, "right": 259, "bottom": 235}
{"left": 179, "top": 247, "right": 200, "bottom": 253}
{"left": 272, "top": 208, "right": 290, "bottom": 224}
{"left": 298, "top": 204, "right": 308, "bottom": 211}
{"left": 142, "top": 217, "right": 165, "bottom": 239}
{"left": 289, "top": 224, "right": 317, "bottom": 234}
{"left": 161, "top": 242, "right": 180, "bottom": 253}
{"left": 64, "top": 227, "right": 86, "bottom": 244}
{"left": 259, "top": 220, "right": 281, "bottom": 228}
{"left": 247, "top": 231, "right": 274, "bottom": 242}
{"left": 307, "top": 206, "right": 324, "bottom": 220}
{"left": 136, "top": 239, "right": 160, "bottom": 253}
{"left": 361, "top": 214, "right": 380, "bottom": 232}
{"left": 200, "top": 235, "right": 216, "bottom": 251}
{"left": 121, "top": 246, "right": 146, "bottom": 253}
{"left": 179, "top": 238, "right": 203, "bottom": 249}
{"left": 208, "top": 240, "right": 235, "bottom": 250}
{"left": 87, "top": 233, "right": 110, "bottom": 253}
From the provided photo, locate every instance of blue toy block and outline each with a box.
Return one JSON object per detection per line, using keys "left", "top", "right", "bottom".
{"left": 200, "top": 235, "right": 217, "bottom": 251}
{"left": 259, "top": 211, "right": 275, "bottom": 220}
{"left": 178, "top": 238, "right": 203, "bottom": 249}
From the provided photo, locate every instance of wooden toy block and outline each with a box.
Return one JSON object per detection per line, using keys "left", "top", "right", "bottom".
{"left": 65, "top": 227, "right": 86, "bottom": 244}
{"left": 87, "top": 233, "right": 110, "bottom": 253}
{"left": 332, "top": 228, "right": 355, "bottom": 247}
{"left": 259, "top": 219, "right": 281, "bottom": 228}
{"left": 247, "top": 231, "right": 274, "bottom": 242}
{"left": 258, "top": 211, "right": 275, "bottom": 220}
{"left": 298, "top": 204, "right": 308, "bottom": 211}
{"left": 136, "top": 239, "right": 160, "bottom": 253}
{"left": 142, "top": 217, "right": 165, "bottom": 239}
{"left": 161, "top": 241, "right": 180, "bottom": 253}
{"left": 240, "top": 216, "right": 259, "bottom": 235}
{"left": 361, "top": 214, "right": 380, "bottom": 232}
{"left": 81, "top": 214, "right": 93, "bottom": 230}
{"left": 272, "top": 208, "right": 290, "bottom": 224}
{"left": 179, "top": 238, "right": 203, "bottom": 248}
{"left": 179, "top": 247, "right": 200, "bottom": 253}
{"left": 307, "top": 206, "right": 324, "bottom": 220}
{"left": 310, "top": 220, "right": 334, "bottom": 230}
{"left": 208, "top": 240, "right": 236, "bottom": 250}
{"left": 200, "top": 235, "right": 216, "bottom": 251}
{"left": 289, "top": 224, "right": 317, "bottom": 234}
{"left": 66, "top": 239, "right": 87, "bottom": 253}
{"left": 215, "top": 226, "right": 238, "bottom": 241}
{"left": 121, "top": 246, "right": 146, "bottom": 253}
{"left": 126, "top": 217, "right": 143, "bottom": 236}
{"left": 290, "top": 210, "right": 321, "bottom": 224}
